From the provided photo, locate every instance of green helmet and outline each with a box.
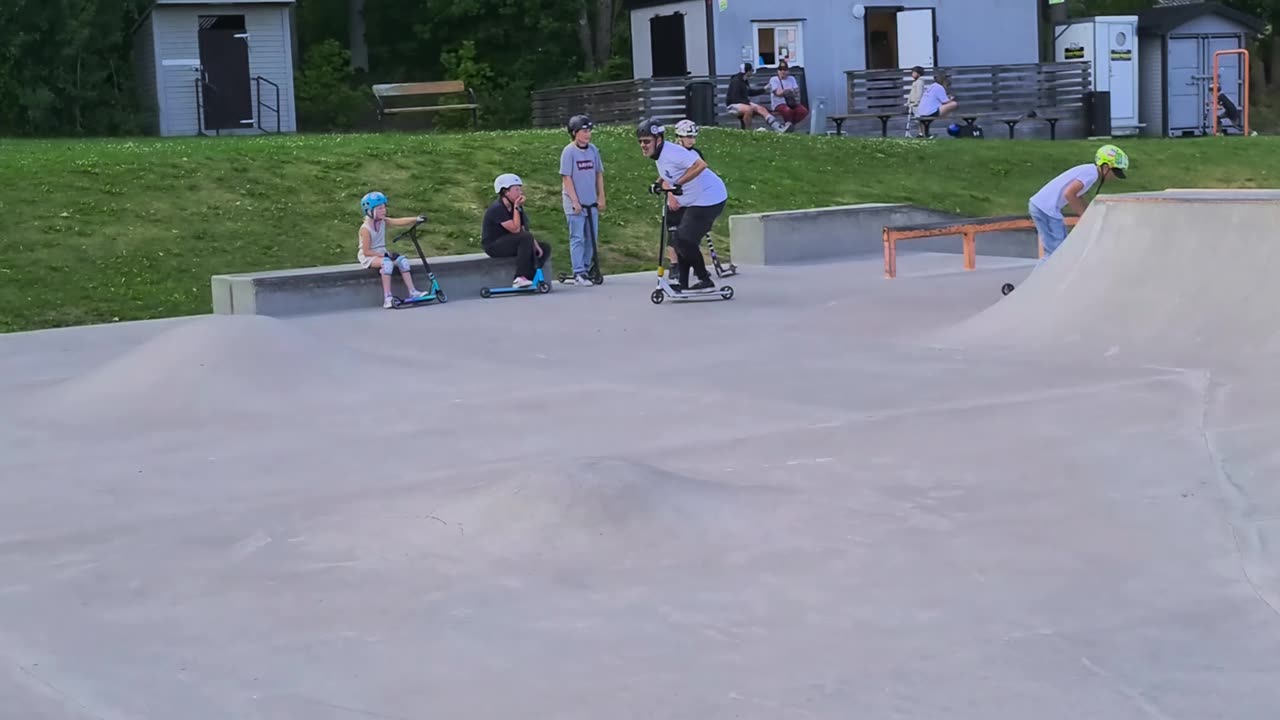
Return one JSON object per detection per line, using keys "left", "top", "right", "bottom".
{"left": 1095, "top": 144, "right": 1128, "bottom": 178}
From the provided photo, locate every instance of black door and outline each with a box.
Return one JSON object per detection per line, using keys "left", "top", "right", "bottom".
{"left": 650, "top": 13, "right": 688, "bottom": 78}
{"left": 198, "top": 15, "right": 253, "bottom": 131}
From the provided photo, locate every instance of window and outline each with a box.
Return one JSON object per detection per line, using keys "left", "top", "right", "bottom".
{"left": 752, "top": 21, "right": 803, "bottom": 68}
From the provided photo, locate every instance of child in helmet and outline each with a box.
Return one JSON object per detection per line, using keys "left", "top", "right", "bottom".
{"left": 1028, "top": 144, "right": 1129, "bottom": 259}
{"left": 356, "top": 191, "right": 431, "bottom": 309}
{"left": 665, "top": 119, "right": 705, "bottom": 269}
{"left": 637, "top": 117, "right": 728, "bottom": 291}
{"left": 560, "top": 114, "right": 606, "bottom": 286}
{"left": 482, "top": 173, "right": 551, "bottom": 288}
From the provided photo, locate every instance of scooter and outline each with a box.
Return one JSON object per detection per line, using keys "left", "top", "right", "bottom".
{"left": 480, "top": 257, "right": 551, "bottom": 298}
{"left": 705, "top": 233, "right": 737, "bottom": 278}
{"left": 649, "top": 183, "right": 734, "bottom": 305}
{"left": 557, "top": 202, "right": 605, "bottom": 285}
{"left": 386, "top": 216, "right": 447, "bottom": 308}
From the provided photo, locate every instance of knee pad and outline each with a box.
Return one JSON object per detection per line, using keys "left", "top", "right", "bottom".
{"left": 380, "top": 258, "right": 395, "bottom": 276}
{"left": 395, "top": 254, "right": 411, "bottom": 272}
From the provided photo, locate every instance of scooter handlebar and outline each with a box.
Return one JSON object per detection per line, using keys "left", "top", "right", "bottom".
{"left": 391, "top": 214, "right": 428, "bottom": 244}
{"left": 649, "top": 182, "right": 683, "bottom": 196}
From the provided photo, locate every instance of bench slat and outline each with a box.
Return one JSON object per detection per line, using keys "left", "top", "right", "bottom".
{"left": 382, "top": 104, "right": 480, "bottom": 114}
{"left": 373, "top": 81, "right": 466, "bottom": 97}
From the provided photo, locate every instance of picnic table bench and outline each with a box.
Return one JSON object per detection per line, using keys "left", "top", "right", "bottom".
{"left": 372, "top": 80, "right": 480, "bottom": 128}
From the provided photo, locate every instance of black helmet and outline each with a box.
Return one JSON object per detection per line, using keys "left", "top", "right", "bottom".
{"left": 636, "top": 117, "right": 665, "bottom": 139}
{"left": 568, "top": 114, "right": 593, "bottom": 135}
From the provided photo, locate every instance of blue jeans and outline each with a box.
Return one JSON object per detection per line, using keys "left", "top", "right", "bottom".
{"left": 565, "top": 207, "right": 598, "bottom": 274}
{"left": 1029, "top": 203, "right": 1069, "bottom": 260}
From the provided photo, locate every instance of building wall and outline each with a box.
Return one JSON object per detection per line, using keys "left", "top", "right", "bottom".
{"left": 709, "top": 0, "right": 1041, "bottom": 115}
{"left": 1168, "top": 14, "right": 1250, "bottom": 36}
{"left": 630, "top": 0, "right": 710, "bottom": 78}
{"left": 133, "top": 14, "right": 161, "bottom": 135}
{"left": 1138, "top": 33, "right": 1165, "bottom": 136}
{"left": 153, "top": 4, "right": 297, "bottom": 136}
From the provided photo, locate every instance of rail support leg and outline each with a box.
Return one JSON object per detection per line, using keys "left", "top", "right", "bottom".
{"left": 963, "top": 230, "right": 976, "bottom": 271}
{"left": 883, "top": 232, "right": 897, "bottom": 279}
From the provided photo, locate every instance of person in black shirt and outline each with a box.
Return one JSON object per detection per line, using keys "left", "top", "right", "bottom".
{"left": 725, "top": 63, "right": 789, "bottom": 132}
{"left": 482, "top": 173, "right": 551, "bottom": 288}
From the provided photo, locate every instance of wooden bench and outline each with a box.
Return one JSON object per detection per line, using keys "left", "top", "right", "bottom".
{"left": 882, "top": 215, "right": 1080, "bottom": 278}
{"left": 372, "top": 81, "right": 480, "bottom": 128}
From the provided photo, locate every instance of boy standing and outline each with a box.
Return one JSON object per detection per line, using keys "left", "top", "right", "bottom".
{"left": 1028, "top": 144, "right": 1129, "bottom": 259}
{"left": 560, "top": 115, "right": 606, "bottom": 286}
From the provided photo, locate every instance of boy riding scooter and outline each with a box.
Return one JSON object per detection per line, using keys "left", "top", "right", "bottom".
{"left": 637, "top": 117, "right": 727, "bottom": 291}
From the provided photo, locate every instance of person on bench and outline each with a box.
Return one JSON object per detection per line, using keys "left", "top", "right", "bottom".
{"left": 725, "top": 63, "right": 789, "bottom": 132}
{"left": 482, "top": 174, "right": 551, "bottom": 289}
{"left": 767, "top": 60, "right": 809, "bottom": 127}
{"left": 355, "top": 191, "right": 431, "bottom": 309}
{"left": 915, "top": 71, "right": 958, "bottom": 136}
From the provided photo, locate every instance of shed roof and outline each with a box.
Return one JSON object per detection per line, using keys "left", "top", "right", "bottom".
{"left": 1137, "top": 1, "right": 1267, "bottom": 35}
{"left": 154, "top": 0, "right": 295, "bottom": 4}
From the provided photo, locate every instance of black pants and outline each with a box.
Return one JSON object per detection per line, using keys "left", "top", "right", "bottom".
{"left": 671, "top": 201, "right": 724, "bottom": 285}
{"left": 482, "top": 231, "right": 550, "bottom": 280}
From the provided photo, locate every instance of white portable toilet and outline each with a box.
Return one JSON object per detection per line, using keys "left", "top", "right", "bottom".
{"left": 1053, "top": 15, "right": 1141, "bottom": 136}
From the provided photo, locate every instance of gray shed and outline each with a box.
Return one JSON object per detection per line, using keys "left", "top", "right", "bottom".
{"left": 132, "top": 0, "right": 298, "bottom": 137}
{"left": 1136, "top": 1, "right": 1266, "bottom": 137}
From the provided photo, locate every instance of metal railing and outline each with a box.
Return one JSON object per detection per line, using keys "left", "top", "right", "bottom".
{"left": 255, "top": 76, "right": 281, "bottom": 134}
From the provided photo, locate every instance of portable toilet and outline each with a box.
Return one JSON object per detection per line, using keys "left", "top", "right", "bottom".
{"left": 1053, "top": 15, "right": 1142, "bottom": 137}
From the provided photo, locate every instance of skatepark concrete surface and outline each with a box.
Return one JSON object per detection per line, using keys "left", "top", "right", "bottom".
{"left": 2, "top": 189, "right": 1279, "bottom": 719}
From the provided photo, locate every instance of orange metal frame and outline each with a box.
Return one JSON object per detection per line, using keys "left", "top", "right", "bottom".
{"left": 1212, "top": 48, "right": 1250, "bottom": 136}
{"left": 882, "top": 216, "right": 1080, "bottom": 279}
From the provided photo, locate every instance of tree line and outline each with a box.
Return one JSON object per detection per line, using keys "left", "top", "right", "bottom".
{"left": 0, "top": 0, "right": 1272, "bottom": 137}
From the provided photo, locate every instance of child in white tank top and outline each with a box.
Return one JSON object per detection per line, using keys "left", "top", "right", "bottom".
{"left": 358, "top": 191, "right": 429, "bottom": 308}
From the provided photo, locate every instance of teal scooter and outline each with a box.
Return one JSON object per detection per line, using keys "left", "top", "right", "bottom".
{"left": 386, "top": 217, "right": 447, "bottom": 308}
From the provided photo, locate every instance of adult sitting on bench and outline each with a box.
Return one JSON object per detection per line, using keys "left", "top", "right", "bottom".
{"left": 725, "top": 63, "right": 790, "bottom": 133}
{"left": 767, "top": 60, "right": 809, "bottom": 126}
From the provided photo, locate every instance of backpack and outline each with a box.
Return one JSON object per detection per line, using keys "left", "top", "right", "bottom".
{"left": 947, "top": 122, "right": 985, "bottom": 139}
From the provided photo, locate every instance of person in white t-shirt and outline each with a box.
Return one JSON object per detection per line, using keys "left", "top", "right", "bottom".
{"left": 1027, "top": 144, "right": 1129, "bottom": 259}
{"left": 637, "top": 117, "right": 728, "bottom": 291}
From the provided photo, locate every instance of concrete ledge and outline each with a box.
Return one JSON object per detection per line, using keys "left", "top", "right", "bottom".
{"left": 211, "top": 253, "right": 556, "bottom": 316}
{"left": 728, "top": 203, "right": 1038, "bottom": 266}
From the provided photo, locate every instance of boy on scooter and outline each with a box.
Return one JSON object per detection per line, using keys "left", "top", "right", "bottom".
{"left": 356, "top": 191, "right": 431, "bottom": 309}
{"left": 560, "top": 114, "right": 606, "bottom": 286}
{"left": 665, "top": 119, "right": 703, "bottom": 270}
{"left": 637, "top": 117, "right": 727, "bottom": 291}
{"left": 1028, "top": 144, "right": 1129, "bottom": 259}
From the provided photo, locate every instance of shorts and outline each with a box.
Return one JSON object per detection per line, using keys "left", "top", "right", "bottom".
{"left": 1029, "top": 203, "right": 1069, "bottom": 257}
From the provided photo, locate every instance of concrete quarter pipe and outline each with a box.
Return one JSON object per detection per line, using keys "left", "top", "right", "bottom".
{"left": 937, "top": 189, "right": 1280, "bottom": 370}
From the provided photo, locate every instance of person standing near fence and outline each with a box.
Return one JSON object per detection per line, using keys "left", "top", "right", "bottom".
{"left": 560, "top": 114, "right": 606, "bottom": 286}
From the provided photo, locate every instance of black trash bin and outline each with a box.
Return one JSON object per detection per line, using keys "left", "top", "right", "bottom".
{"left": 1085, "top": 90, "right": 1112, "bottom": 137}
{"left": 684, "top": 80, "right": 717, "bottom": 126}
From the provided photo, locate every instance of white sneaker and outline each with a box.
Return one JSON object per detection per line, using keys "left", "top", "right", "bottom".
{"left": 512, "top": 277, "right": 532, "bottom": 288}
{"left": 410, "top": 289, "right": 430, "bottom": 298}
{"left": 575, "top": 274, "right": 593, "bottom": 286}
{"left": 383, "top": 295, "right": 394, "bottom": 309}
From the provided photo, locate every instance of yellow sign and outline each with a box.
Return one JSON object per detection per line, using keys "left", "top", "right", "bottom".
{"left": 719, "top": 0, "right": 727, "bottom": 10}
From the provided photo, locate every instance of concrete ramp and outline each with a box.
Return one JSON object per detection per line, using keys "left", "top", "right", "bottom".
{"left": 936, "top": 189, "right": 1280, "bottom": 369}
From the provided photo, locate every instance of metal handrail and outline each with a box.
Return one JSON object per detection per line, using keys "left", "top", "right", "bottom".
{"left": 255, "top": 76, "right": 281, "bottom": 133}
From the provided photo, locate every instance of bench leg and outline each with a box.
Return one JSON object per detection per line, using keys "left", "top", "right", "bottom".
{"left": 833, "top": 118, "right": 844, "bottom": 136}
{"left": 1046, "top": 118, "right": 1059, "bottom": 140}
{"left": 963, "top": 230, "right": 976, "bottom": 271}
{"left": 919, "top": 119, "right": 933, "bottom": 138}
{"left": 1004, "top": 120, "right": 1018, "bottom": 139}
{"left": 878, "top": 116, "right": 890, "bottom": 137}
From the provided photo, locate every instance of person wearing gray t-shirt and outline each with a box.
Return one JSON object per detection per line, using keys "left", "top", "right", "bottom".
{"left": 560, "top": 115, "right": 607, "bottom": 286}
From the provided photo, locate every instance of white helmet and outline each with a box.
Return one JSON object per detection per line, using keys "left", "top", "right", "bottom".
{"left": 494, "top": 173, "right": 523, "bottom": 194}
{"left": 675, "top": 119, "right": 699, "bottom": 137}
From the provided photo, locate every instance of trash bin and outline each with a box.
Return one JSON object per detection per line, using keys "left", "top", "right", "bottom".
{"left": 1085, "top": 90, "right": 1112, "bottom": 136}
{"left": 684, "top": 80, "right": 716, "bottom": 126}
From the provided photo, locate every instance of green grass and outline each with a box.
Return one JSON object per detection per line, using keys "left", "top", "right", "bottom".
{"left": 2, "top": 126, "right": 1279, "bottom": 333}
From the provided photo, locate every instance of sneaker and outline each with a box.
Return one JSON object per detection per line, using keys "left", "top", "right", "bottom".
{"left": 575, "top": 274, "right": 593, "bottom": 286}
{"left": 778, "top": 121, "right": 792, "bottom": 133}
{"left": 383, "top": 295, "right": 394, "bottom": 309}
{"left": 688, "top": 278, "right": 714, "bottom": 291}
{"left": 512, "top": 277, "right": 533, "bottom": 289}
{"left": 410, "top": 289, "right": 430, "bottom": 299}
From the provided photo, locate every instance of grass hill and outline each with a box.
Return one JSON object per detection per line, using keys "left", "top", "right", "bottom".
{"left": 2, "top": 126, "right": 1278, "bottom": 333}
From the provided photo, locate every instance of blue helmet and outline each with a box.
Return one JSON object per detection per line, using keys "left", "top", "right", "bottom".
{"left": 361, "top": 191, "right": 388, "bottom": 217}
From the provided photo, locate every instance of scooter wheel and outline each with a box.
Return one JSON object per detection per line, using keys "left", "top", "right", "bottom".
{"left": 436, "top": 290, "right": 448, "bottom": 303}
{"left": 537, "top": 281, "right": 551, "bottom": 294}
{"left": 557, "top": 272, "right": 570, "bottom": 283}
{"left": 481, "top": 287, "right": 492, "bottom": 298}
{"left": 390, "top": 297, "right": 404, "bottom": 308}
{"left": 591, "top": 272, "right": 604, "bottom": 285}
{"left": 720, "top": 286, "right": 734, "bottom": 300}
{"left": 1001, "top": 283, "right": 1015, "bottom": 296}
{"left": 650, "top": 289, "right": 665, "bottom": 305}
